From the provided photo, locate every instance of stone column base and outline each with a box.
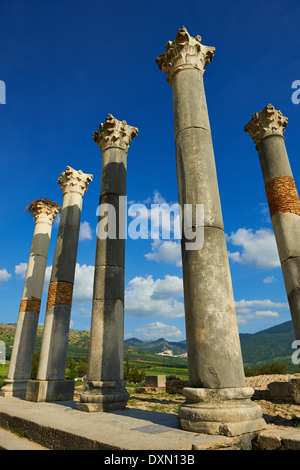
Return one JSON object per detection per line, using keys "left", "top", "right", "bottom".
{"left": 76, "top": 379, "right": 129, "bottom": 412}
{"left": 178, "top": 387, "right": 266, "bottom": 437}
{"left": 26, "top": 379, "right": 74, "bottom": 402}
{"left": 0, "top": 379, "right": 28, "bottom": 398}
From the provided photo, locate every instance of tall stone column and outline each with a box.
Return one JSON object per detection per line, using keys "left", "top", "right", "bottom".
{"left": 26, "top": 166, "right": 93, "bottom": 402}
{"left": 245, "top": 104, "right": 300, "bottom": 341}
{"left": 156, "top": 26, "right": 265, "bottom": 435}
{"left": 77, "top": 114, "right": 138, "bottom": 412}
{"left": 0, "top": 199, "right": 60, "bottom": 397}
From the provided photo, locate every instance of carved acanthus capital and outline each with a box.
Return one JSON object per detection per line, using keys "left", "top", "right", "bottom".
{"left": 27, "top": 199, "right": 61, "bottom": 223}
{"left": 244, "top": 104, "right": 288, "bottom": 146}
{"left": 93, "top": 114, "right": 138, "bottom": 153}
{"left": 156, "top": 26, "right": 215, "bottom": 84}
{"left": 58, "top": 166, "right": 93, "bottom": 197}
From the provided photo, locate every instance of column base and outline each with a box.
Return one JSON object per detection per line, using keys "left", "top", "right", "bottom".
{"left": 178, "top": 387, "right": 266, "bottom": 437}
{"left": 76, "top": 379, "right": 129, "bottom": 412}
{"left": 0, "top": 379, "right": 28, "bottom": 398}
{"left": 26, "top": 379, "right": 74, "bottom": 402}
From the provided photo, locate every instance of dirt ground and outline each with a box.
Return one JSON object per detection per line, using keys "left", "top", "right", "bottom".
{"left": 74, "top": 374, "right": 300, "bottom": 430}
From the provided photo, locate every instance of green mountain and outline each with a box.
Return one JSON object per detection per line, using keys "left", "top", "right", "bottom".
{"left": 240, "top": 320, "right": 297, "bottom": 370}
{"left": 125, "top": 321, "right": 299, "bottom": 373}
{"left": 1, "top": 320, "right": 299, "bottom": 372}
{"left": 124, "top": 337, "right": 187, "bottom": 356}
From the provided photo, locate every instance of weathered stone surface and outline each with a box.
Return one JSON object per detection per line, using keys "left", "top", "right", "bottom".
{"left": 178, "top": 387, "right": 265, "bottom": 436}
{"left": 272, "top": 212, "right": 300, "bottom": 264}
{"left": 27, "top": 167, "right": 92, "bottom": 403}
{"left": 0, "top": 199, "right": 59, "bottom": 398}
{"left": 79, "top": 118, "right": 137, "bottom": 412}
{"left": 157, "top": 26, "right": 264, "bottom": 436}
{"left": 145, "top": 375, "right": 166, "bottom": 388}
{"left": 289, "top": 378, "right": 300, "bottom": 404}
{"left": 268, "top": 381, "right": 292, "bottom": 402}
{"left": 244, "top": 104, "right": 288, "bottom": 148}
{"left": 26, "top": 379, "right": 74, "bottom": 402}
{"left": 245, "top": 105, "right": 300, "bottom": 342}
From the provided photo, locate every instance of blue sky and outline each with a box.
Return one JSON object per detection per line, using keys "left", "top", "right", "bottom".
{"left": 0, "top": 0, "right": 299, "bottom": 341}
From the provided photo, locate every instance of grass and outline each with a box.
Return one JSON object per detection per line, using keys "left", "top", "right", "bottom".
{"left": 146, "top": 366, "right": 189, "bottom": 380}
{"left": 0, "top": 363, "right": 8, "bottom": 387}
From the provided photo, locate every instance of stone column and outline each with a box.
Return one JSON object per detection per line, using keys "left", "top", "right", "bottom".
{"left": 245, "top": 104, "right": 300, "bottom": 341}
{"left": 26, "top": 166, "right": 93, "bottom": 402}
{"left": 0, "top": 199, "right": 60, "bottom": 397}
{"left": 156, "top": 26, "right": 265, "bottom": 435}
{"left": 77, "top": 114, "right": 138, "bottom": 412}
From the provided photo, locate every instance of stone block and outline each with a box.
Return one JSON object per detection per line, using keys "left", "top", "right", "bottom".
{"left": 145, "top": 375, "right": 166, "bottom": 388}
{"left": 268, "top": 381, "right": 292, "bottom": 402}
{"left": 288, "top": 378, "right": 300, "bottom": 404}
{"left": 26, "top": 379, "right": 74, "bottom": 402}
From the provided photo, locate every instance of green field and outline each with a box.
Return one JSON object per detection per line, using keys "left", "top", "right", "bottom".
{"left": 0, "top": 363, "right": 9, "bottom": 388}
{"left": 147, "top": 366, "right": 188, "bottom": 380}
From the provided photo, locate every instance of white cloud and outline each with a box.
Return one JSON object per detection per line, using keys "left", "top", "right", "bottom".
{"left": 235, "top": 299, "right": 288, "bottom": 310}
{"left": 15, "top": 262, "right": 28, "bottom": 279}
{"left": 0, "top": 268, "right": 11, "bottom": 286}
{"left": 235, "top": 298, "right": 288, "bottom": 325}
{"left": 263, "top": 276, "right": 276, "bottom": 284}
{"left": 254, "top": 310, "right": 279, "bottom": 318}
{"left": 79, "top": 221, "right": 92, "bottom": 241}
{"left": 125, "top": 274, "right": 184, "bottom": 319}
{"left": 44, "top": 263, "right": 94, "bottom": 304}
{"left": 227, "top": 228, "right": 280, "bottom": 269}
{"left": 145, "top": 240, "right": 182, "bottom": 266}
{"left": 135, "top": 321, "right": 183, "bottom": 341}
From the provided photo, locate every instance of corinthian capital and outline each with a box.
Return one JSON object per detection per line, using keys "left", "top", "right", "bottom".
{"left": 58, "top": 166, "right": 93, "bottom": 197}
{"left": 26, "top": 199, "right": 60, "bottom": 223}
{"left": 93, "top": 114, "right": 138, "bottom": 153}
{"left": 244, "top": 104, "right": 288, "bottom": 146}
{"left": 156, "top": 26, "right": 215, "bottom": 84}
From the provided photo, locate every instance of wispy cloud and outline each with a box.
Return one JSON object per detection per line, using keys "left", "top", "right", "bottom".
{"left": 125, "top": 274, "right": 184, "bottom": 319}
{"left": 79, "top": 221, "right": 93, "bottom": 241}
{"left": 235, "top": 298, "right": 288, "bottom": 325}
{"left": 135, "top": 321, "right": 183, "bottom": 341}
{"left": 145, "top": 240, "right": 182, "bottom": 266}
{"left": 227, "top": 228, "right": 280, "bottom": 269}
{"left": 15, "top": 262, "right": 28, "bottom": 279}
{"left": 0, "top": 268, "right": 11, "bottom": 286}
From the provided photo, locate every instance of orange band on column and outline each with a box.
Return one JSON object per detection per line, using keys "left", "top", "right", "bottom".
{"left": 46, "top": 281, "right": 73, "bottom": 310}
{"left": 19, "top": 298, "right": 41, "bottom": 314}
{"left": 265, "top": 176, "right": 300, "bottom": 217}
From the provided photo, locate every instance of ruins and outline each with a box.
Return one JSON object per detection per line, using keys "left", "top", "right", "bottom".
{"left": 245, "top": 104, "right": 300, "bottom": 342}
{"left": 77, "top": 114, "right": 138, "bottom": 412}
{"left": 26, "top": 166, "right": 93, "bottom": 402}
{"left": 0, "top": 199, "right": 60, "bottom": 398}
{"left": 3, "top": 25, "right": 300, "bottom": 445}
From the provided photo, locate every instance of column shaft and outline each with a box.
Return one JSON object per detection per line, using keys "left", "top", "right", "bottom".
{"left": 77, "top": 114, "right": 138, "bottom": 412}
{"left": 156, "top": 26, "right": 265, "bottom": 436}
{"left": 245, "top": 105, "right": 300, "bottom": 341}
{"left": 0, "top": 200, "right": 59, "bottom": 397}
{"left": 26, "top": 167, "right": 92, "bottom": 402}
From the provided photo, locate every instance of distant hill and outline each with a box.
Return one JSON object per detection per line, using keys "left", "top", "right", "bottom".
{"left": 0, "top": 320, "right": 299, "bottom": 372}
{"left": 125, "top": 321, "right": 299, "bottom": 372}
{"left": 124, "top": 337, "right": 187, "bottom": 356}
